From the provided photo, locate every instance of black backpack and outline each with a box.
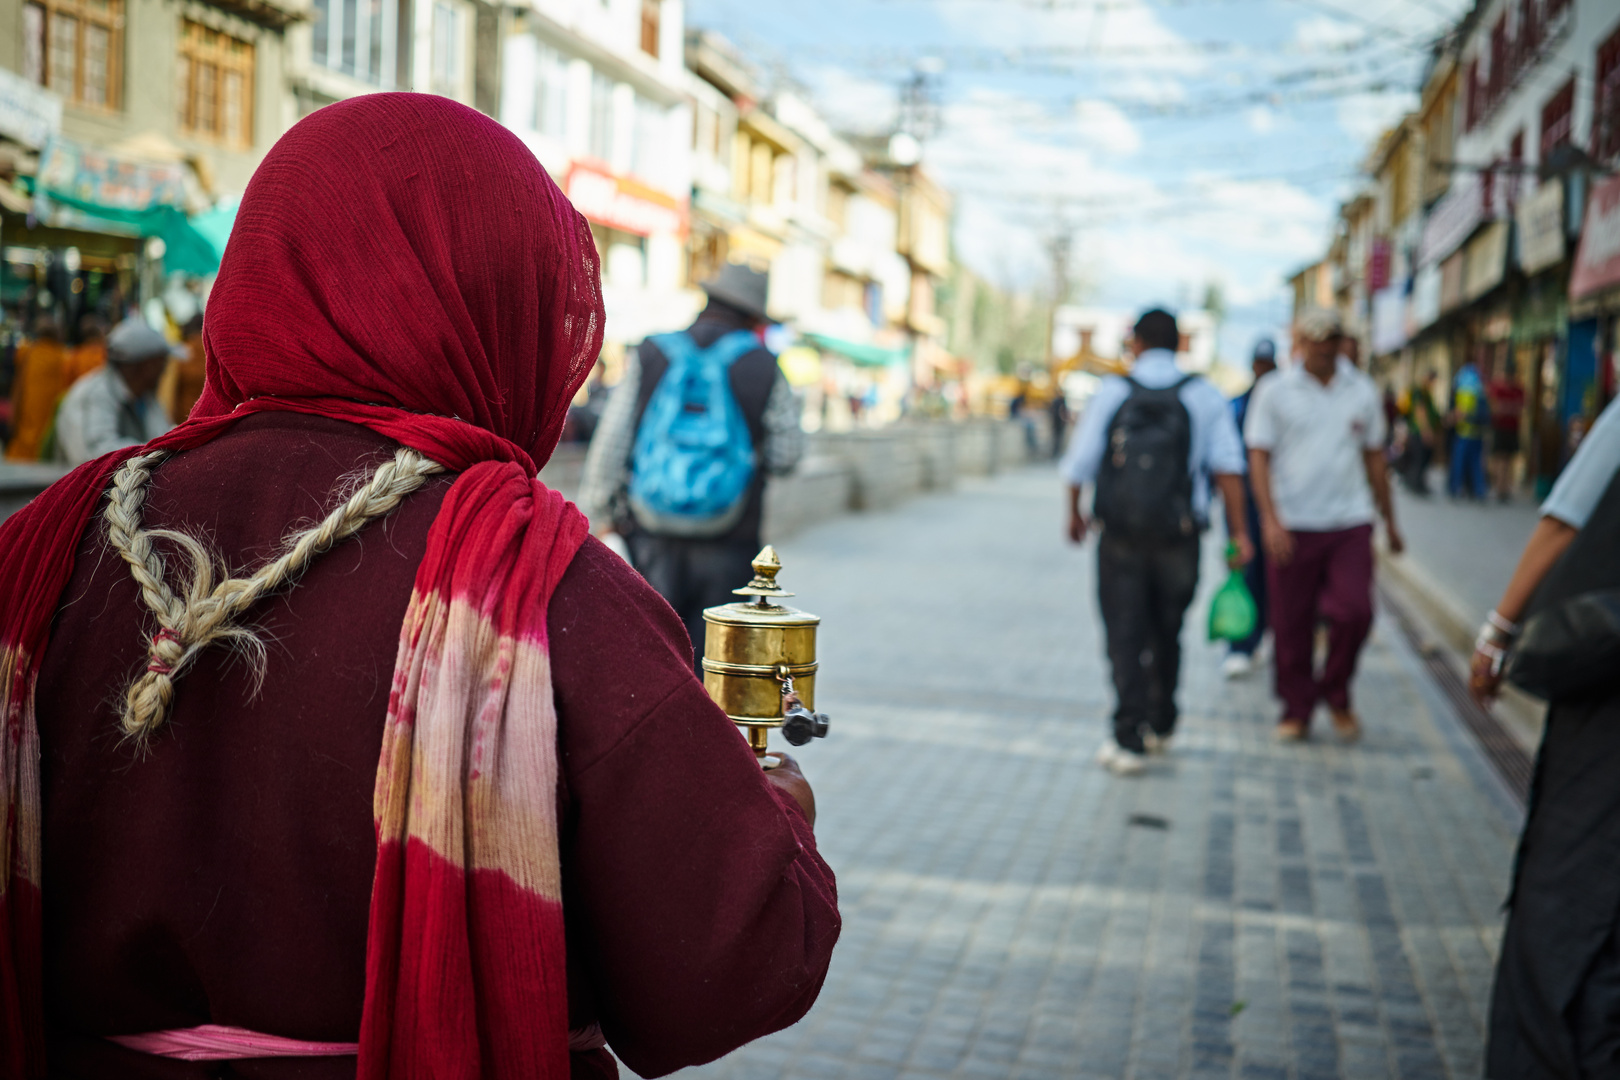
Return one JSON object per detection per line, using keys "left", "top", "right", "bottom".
{"left": 1093, "top": 375, "right": 1197, "bottom": 542}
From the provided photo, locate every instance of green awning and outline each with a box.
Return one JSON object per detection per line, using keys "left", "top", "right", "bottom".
{"left": 803, "top": 332, "right": 911, "bottom": 368}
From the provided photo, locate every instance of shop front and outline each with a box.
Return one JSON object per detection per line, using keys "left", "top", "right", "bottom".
{"left": 1567, "top": 173, "right": 1620, "bottom": 467}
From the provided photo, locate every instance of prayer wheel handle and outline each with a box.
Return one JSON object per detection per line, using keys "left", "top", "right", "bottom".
{"left": 778, "top": 667, "right": 830, "bottom": 748}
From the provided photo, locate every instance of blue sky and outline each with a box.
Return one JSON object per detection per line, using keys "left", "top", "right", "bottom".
{"left": 685, "top": 0, "right": 1473, "bottom": 362}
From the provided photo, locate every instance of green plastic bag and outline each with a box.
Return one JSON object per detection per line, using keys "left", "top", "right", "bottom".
{"left": 1208, "top": 566, "right": 1258, "bottom": 643}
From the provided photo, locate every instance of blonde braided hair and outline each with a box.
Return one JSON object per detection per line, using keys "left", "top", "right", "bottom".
{"left": 103, "top": 446, "right": 446, "bottom": 744}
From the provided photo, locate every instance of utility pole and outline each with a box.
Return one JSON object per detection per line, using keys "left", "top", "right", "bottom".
{"left": 1045, "top": 227, "right": 1072, "bottom": 368}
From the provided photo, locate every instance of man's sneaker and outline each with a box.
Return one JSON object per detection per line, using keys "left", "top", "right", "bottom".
{"left": 1222, "top": 653, "right": 1254, "bottom": 680}
{"left": 1096, "top": 741, "right": 1147, "bottom": 776}
{"left": 1274, "top": 719, "right": 1308, "bottom": 742}
{"left": 1331, "top": 709, "right": 1362, "bottom": 743}
{"left": 1142, "top": 731, "right": 1173, "bottom": 755}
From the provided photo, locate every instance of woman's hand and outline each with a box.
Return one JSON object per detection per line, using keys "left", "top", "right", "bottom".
{"left": 763, "top": 752, "right": 816, "bottom": 828}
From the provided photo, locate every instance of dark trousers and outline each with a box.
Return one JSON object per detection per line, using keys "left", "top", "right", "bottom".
{"left": 1449, "top": 435, "right": 1487, "bottom": 498}
{"left": 1097, "top": 533, "right": 1201, "bottom": 752}
{"left": 629, "top": 533, "right": 758, "bottom": 669}
{"left": 1267, "top": 524, "right": 1373, "bottom": 723}
{"left": 1231, "top": 484, "right": 1268, "bottom": 657}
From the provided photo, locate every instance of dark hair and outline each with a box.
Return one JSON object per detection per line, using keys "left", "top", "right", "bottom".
{"left": 1134, "top": 309, "right": 1179, "bottom": 352}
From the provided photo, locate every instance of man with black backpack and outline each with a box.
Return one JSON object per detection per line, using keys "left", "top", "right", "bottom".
{"left": 1062, "top": 309, "right": 1253, "bottom": 775}
{"left": 579, "top": 263, "right": 804, "bottom": 665}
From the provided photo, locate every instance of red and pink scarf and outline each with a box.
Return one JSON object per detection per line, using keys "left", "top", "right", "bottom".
{"left": 0, "top": 94, "right": 604, "bottom": 1077}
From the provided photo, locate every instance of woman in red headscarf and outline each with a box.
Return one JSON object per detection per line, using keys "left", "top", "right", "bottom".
{"left": 0, "top": 95, "right": 838, "bottom": 1079}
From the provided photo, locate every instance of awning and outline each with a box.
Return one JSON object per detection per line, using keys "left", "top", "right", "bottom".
{"left": 27, "top": 137, "right": 235, "bottom": 275}
{"left": 803, "top": 332, "right": 910, "bottom": 367}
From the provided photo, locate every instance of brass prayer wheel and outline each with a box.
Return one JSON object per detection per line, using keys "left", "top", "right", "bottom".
{"left": 702, "top": 546, "right": 829, "bottom": 762}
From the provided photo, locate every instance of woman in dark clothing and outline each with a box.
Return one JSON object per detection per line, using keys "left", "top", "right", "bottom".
{"left": 1474, "top": 397, "right": 1620, "bottom": 1076}
{"left": 0, "top": 94, "right": 837, "bottom": 1078}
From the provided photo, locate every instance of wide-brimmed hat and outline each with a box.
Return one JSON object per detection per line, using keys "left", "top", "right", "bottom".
{"left": 702, "top": 262, "right": 771, "bottom": 322}
{"left": 1295, "top": 307, "right": 1343, "bottom": 343}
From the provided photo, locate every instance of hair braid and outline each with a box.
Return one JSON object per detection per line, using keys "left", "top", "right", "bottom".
{"left": 103, "top": 446, "right": 446, "bottom": 745}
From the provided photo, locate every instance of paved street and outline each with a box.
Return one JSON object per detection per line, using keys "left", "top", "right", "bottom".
{"left": 1390, "top": 483, "right": 1539, "bottom": 629}
{"left": 654, "top": 465, "right": 1522, "bottom": 1080}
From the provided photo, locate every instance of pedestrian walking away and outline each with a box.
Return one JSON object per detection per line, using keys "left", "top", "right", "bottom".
{"left": 0, "top": 95, "right": 837, "bottom": 1078}
{"left": 1471, "top": 394, "right": 1620, "bottom": 1076}
{"left": 1245, "top": 306, "right": 1404, "bottom": 743}
{"left": 1488, "top": 358, "right": 1527, "bottom": 502}
{"left": 1449, "top": 352, "right": 1491, "bottom": 500}
{"left": 580, "top": 262, "right": 805, "bottom": 667}
{"left": 1062, "top": 307, "right": 1253, "bottom": 776}
{"left": 1223, "top": 337, "right": 1278, "bottom": 678}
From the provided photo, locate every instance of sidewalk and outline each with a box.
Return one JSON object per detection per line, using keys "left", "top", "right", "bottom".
{"left": 655, "top": 466, "right": 1520, "bottom": 1080}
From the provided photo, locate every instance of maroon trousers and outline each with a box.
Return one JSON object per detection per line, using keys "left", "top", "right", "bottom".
{"left": 1267, "top": 523, "right": 1374, "bottom": 723}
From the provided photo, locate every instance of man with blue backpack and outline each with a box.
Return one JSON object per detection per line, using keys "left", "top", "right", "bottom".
{"left": 1062, "top": 308, "right": 1253, "bottom": 776}
{"left": 580, "top": 263, "right": 804, "bottom": 664}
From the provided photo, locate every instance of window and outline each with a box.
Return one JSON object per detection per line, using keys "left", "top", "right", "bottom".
{"left": 631, "top": 94, "right": 663, "bottom": 181}
{"left": 1508, "top": 129, "right": 1524, "bottom": 210}
{"left": 23, "top": 0, "right": 122, "bottom": 109}
{"left": 311, "top": 0, "right": 397, "bottom": 86}
{"left": 1519, "top": 0, "right": 1540, "bottom": 65}
{"left": 1598, "top": 25, "right": 1620, "bottom": 161}
{"left": 533, "top": 42, "right": 568, "bottom": 140}
{"left": 588, "top": 70, "right": 614, "bottom": 162}
{"left": 1489, "top": 14, "right": 1507, "bottom": 104}
{"left": 1464, "top": 58, "right": 1480, "bottom": 130}
{"left": 179, "top": 21, "right": 253, "bottom": 145}
{"left": 639, "top": 0, "right": 659, "bottom": 58}
{"left": 1542, "top": 76, "right": 1574, "bottom": 159}
{"left": 430, "top": 1, "right": 462, "bottom": 97}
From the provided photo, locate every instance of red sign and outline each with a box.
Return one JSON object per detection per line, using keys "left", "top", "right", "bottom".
{"left": 565, "top": 164, "right": 685, "bottom": 237}
{"left": 1571, "top": 174, "right": 1620, "bottom": 300}
{"left": 1366, "top": 238, "right": 1391, "bottom": 292}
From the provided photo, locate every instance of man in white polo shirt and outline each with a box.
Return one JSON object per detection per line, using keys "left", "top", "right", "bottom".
{"left": 1246, "top": 308, "right": 1404, "bottom": 742}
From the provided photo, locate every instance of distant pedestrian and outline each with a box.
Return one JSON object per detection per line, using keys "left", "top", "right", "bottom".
{"left": 1403, "top": 371, "right": 1441, "bottom": 495}
{"left": 1063, "top": 308, "right": 1253, "bottom": 776}
{"left": 1471, "top": 394, "right": 1620, "bottom": 1075}
{"left": 1246, "top": 307, "right": 1404, "bottom": 743}
{"left": 1048, "top": 390, "right": 1070, "bottom": 460}
{"left": 1448, "top": 355, "right": 1490, "bottom": 499}
{"left": 580, "top": 263, "right": 804, "bottom": 665}
{"left": 51, "top": 318, "right": 176, "bottom": 465}
{"left": 1487, "top": 359, "right": 1526, "bottom": 502}
{"left": 1222, "top": 337, "right": 1278, "bottom": 679}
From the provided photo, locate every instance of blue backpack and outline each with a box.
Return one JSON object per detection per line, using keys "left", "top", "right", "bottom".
{"left": 628, "top": 329, "right": 758, "bottom": 537}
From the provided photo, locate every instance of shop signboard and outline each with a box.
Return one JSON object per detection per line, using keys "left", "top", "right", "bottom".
{"left": 1439, "top": 252, "right": 1466, "bottom": 313}
{"left": 1417, "top": 173, "right": 1484, "bottom": 267}
{"left": 35, "top": 137, "right": 187, "bottom": 212}
{"left": 566, "top": 164, "right": 686, "bottom": 238}
{"left": 0, "top": 67, "right": 61, "bottom": 149}
{"left": 1570, "top": 174, "right": 1620, "bottom": 300}
{"left": 1366, "top": 238, "right": 1392, "bottom": 292}
{"left": 1464, "top": 221, "right": 1510, "bottom": 302}
{"left": 1411, "top": 263, "right": 1441, "bottom": 330}
{"left": 1517, "top": 178, "right": 1566, "bottom": 275}
{"left": 1371, "top": 285, "right": 1408, "bottom": 354}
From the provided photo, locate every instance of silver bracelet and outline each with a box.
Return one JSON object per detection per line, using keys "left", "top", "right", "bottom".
{"left": 1485, "top": 609, "right": 1521, "bottom": 637}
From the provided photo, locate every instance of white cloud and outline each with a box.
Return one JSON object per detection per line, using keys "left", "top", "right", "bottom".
{"left": 1336, "top": 90, "right": 1418, "bottom": 145}
{"left": 1290, "top": 14, "right": 1365, "bottom": 51}
{"left": 1246, "top": 106, "right": 1275, "bottom": 134}
{"left": 1073, "top": 100, "right": 1142, "bottom": 157}
{"left": 804, "top": 65, "right": 898, "bottom": 135}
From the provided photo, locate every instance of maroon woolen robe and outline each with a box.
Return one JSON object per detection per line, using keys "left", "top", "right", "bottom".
{"left": 32, "top": 413, "right": 839, "bottom": 1079}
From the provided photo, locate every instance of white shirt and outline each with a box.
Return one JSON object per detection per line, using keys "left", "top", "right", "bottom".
{"left": 1245, "top": 362, "right": 1385, "bottom": 531}
{"left": 52, "top": 365, "right": 173, "bottom": 466}
{"left": 1060, "top": 349, "right": 1247, "bottom": 524}
{"left": 1542, "top": 395, "right": 1620, "bottom": 528}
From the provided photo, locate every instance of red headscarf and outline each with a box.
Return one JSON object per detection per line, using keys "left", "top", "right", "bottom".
{"left": 0, "top": 93, "right": 604, "bottom": 1076}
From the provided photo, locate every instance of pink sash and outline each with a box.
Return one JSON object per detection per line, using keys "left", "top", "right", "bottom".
{"left": 107, "top": 1024, "right": 358, "bottom": 1061}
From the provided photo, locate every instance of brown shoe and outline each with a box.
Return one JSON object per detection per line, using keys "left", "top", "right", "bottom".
{"left": 1275, "top": 719, "right": 1308, "bottom": 742}
{"left": 1331, "top": 709, "right": 1362, "bottom": 743}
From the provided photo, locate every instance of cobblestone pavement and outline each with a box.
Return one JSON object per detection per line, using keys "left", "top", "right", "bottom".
{"left": 654, "top": 466, "right": 1521, "bottom": 1080}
